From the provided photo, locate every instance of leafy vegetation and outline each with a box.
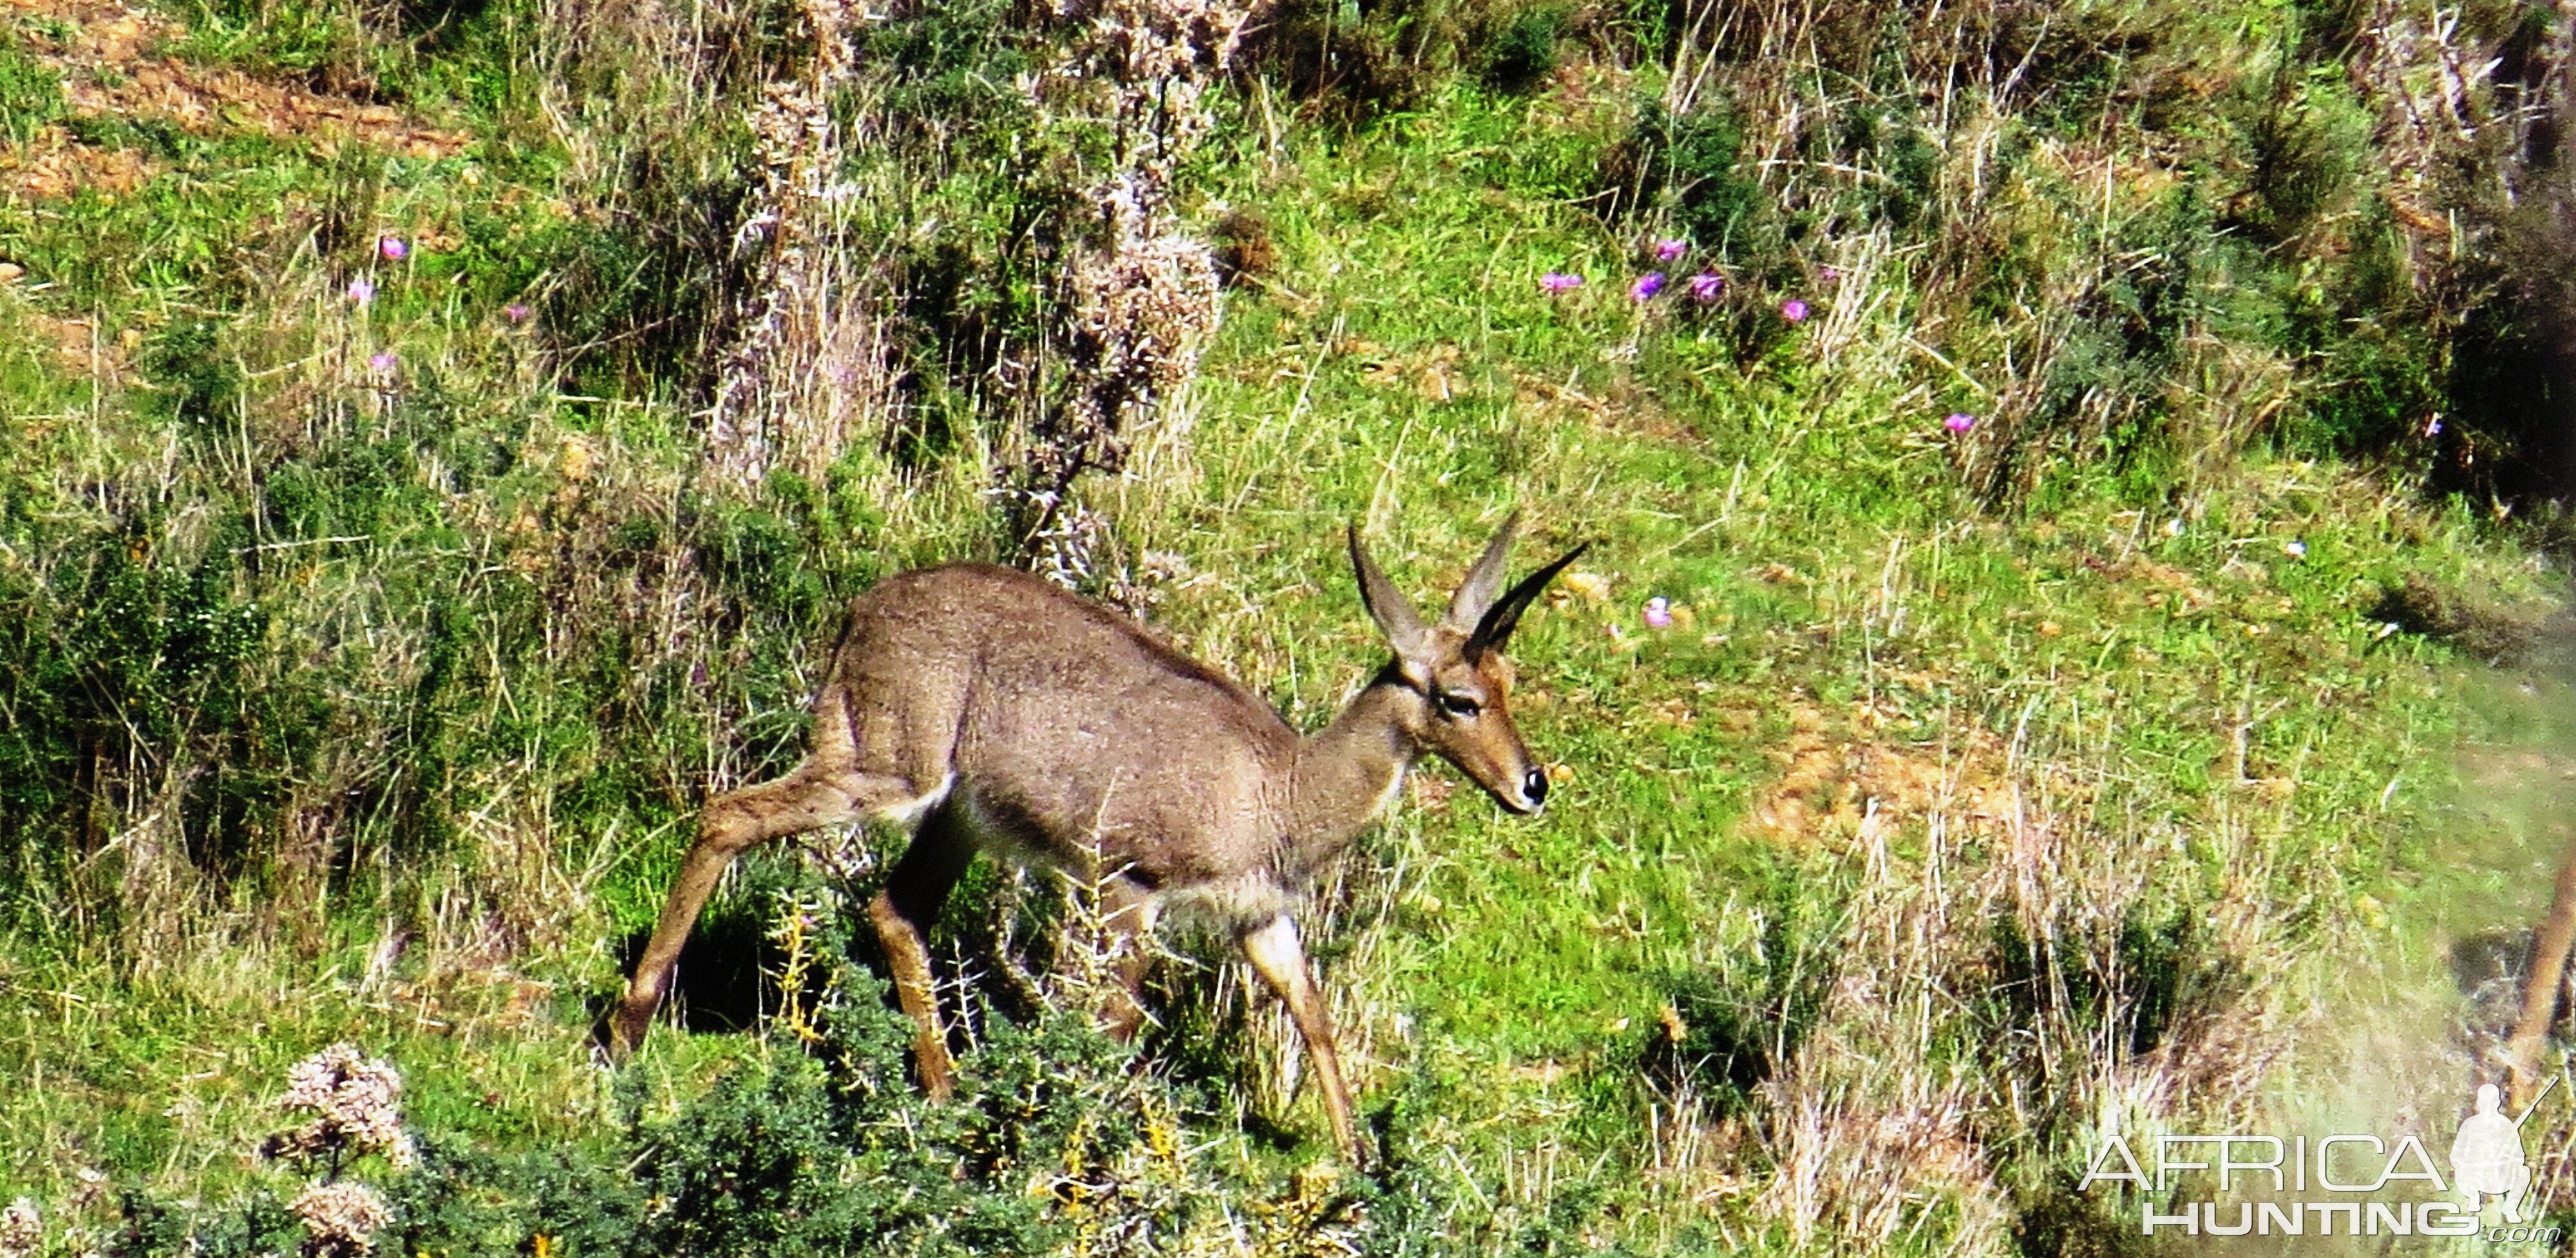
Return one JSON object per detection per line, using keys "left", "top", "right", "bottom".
{"left": 1, "top": 0, "right": 2573, "bottom": 1252}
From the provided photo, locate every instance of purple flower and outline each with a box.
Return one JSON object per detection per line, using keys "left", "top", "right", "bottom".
{"left": 1540, "top": 272, "right": 1584, "bottom": 294}
{"left": 378, "top": 236, "right": 407, "bottom": 261}
{"left": 1653, "top": 238, "right": 1687, "bottom": 263}
{"left": 1689, "top": 272, "right": 1726, "bottom": 303}
{"left": 1632, "top": 272, "right": 1666, "bottom": 301}
{"left": 1944, "top": 412, "right": 1975, "bottom": 434}
{"left": 346, "top": 278, "right": 375, "bottom": 304}
{"left": 1819, "top": 266, "right": 1840, "bottom": 283}
{"left": 368, "top": 352, "right": 398, "bottom": 372}
{"left": 1779, "top": 298, "right": 1809, "bottom": 323}
{"left": 1643, "top": 596, "right": 1672, "bottom": 629}
{"left": 504, "top": 302, "right": 531, "bottom": 323}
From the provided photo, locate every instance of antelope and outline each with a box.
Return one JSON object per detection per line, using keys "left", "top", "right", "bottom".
{"left": 613, "top": 516, "right": 1584, "bottom": 1161}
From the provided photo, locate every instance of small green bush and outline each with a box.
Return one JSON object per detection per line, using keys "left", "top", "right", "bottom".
{"left": 1643, "top": 877, "right": 1842, "bottom": 1118}
{"left": 1606, "top": 103, "right": 1772, "bottom": 263}
{"left": 0, "top": 33, "right": 63, "bottom": 145}
{"left": 1480, "top": 5, "right": 1570, "bottom": 94}
{"left": 139, "top": 321, "right": 243, "bottom": 431}
{"left": 1980, "top": 907, "right": 2241, "bottom": 1105}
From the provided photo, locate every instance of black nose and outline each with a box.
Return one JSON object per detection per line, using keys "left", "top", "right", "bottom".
{"left": 1522, "top": 768, "right": 1549, "bottom": 807}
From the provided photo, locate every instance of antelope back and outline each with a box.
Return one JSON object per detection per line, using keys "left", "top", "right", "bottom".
{"left": 824, "top": 563, "right": 1305, "bottom": 885}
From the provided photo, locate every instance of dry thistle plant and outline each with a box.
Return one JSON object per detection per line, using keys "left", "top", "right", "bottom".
{"left": 998, "top": 0, "right": 1245, "bottom": 581}
{"left": 287, "top": 1181, "right": 392, "bottom": 1258}
{"left": 705, "top": 0, "right": 892, "bottom": 488}
{"left": 0, "top": 1199, "right": 39, "bottom": 1258}
{"left": 266, "top": 1043, "right": 415, "bottom": 1172}
{"left": 261, "top": 1043, "right": 412, "bottom": 1257}
{"left": 1049, "top": 0, "right": 1249, "bottom": 190}
{"left": 1032, "top": 172, "right": 1224, "bottom": 500}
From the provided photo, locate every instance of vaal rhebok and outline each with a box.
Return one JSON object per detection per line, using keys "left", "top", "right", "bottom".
{"left": 615, "top": 516, "right": 1584, "bottom": 1161}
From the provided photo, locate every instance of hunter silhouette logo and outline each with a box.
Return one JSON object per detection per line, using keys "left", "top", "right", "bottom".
{"left": 2452, "top": 1078, "right": 2553, "bottom": 1225}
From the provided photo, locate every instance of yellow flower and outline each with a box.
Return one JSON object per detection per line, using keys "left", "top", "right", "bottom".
{"left": 1561, "top": 571, "right": 1612, "bottom": 604}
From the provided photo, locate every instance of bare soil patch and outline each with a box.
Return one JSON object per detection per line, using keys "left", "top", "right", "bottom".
{"left": 1742, "top": 692, "right": 2018, "bottom": 848}
{"left": 3, "top": 0, "right": 471, "bottom": 199}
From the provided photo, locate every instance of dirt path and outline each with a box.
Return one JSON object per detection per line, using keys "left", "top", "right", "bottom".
{"left": 2, "top": 0, "right": 470, "bottom": 200}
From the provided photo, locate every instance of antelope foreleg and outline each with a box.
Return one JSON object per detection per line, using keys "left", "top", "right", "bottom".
{"left": 1241, "top": 913, "right": 1364, "bottom": 1165}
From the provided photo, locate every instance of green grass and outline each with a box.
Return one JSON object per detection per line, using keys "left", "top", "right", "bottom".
{"left": 1, "top": 1, "right": 2571, "bottom": 1253}
{"left": 1050, "top": 78, "right": 2541, "bottom": 1241}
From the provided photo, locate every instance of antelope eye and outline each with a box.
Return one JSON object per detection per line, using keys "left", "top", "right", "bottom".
{"left": 1437, "top": 692, "right": 1481, "bottom": 718}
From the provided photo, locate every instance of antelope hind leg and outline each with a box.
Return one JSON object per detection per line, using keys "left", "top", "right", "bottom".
{"left": 867, "top": 802, "right": 976, "bottom": 1100}
{"left": 1097, "top": 876, "right": 1160, "bottom": 1044}
{"left": 1241, "top": 913, "right": 1364, "bottom": 1165}
{"left": 614, "top": 761, "right": 906, "bottom": 1056}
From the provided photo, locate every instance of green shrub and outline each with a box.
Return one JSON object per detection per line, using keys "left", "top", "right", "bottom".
{"left": 1605, "top": 103, "right": 1772, "bottom": 263}
{"left": 0, "top": 525, "right": 300, "bottom": 896}
{"left": 2238, "top": 65, "right": 2377, "bottom": 243}
{"left": 1236, "top": 0, "right": 1455, "bottom": 120}
{"left": 1836, "top": 104, "right": 1942, "bottom": 229}
{"left": 140, "top": 321, "right": 243, "bottom": 431}
{"left": 1978, "top": 906, "right": 2243, "bottom": 1125}
{"left": 1480, "top": 5, "right": 1569, "bottom": 94}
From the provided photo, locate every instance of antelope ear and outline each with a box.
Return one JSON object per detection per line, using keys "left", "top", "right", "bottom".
{"left": 1468, "top": 541, "right": 1589, "bottom": 656}
{"left": 1443, "top": 512, "right": 1519, "bottom": 633}
{"left": 1349, "top": 525, "right": 1434, "bottom": 681}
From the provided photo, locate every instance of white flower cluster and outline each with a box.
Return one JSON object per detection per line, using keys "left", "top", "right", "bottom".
{"left": 289, "top": 1181, "right": 390, "bottom": 1257}
{"left": 0, "top": 1198, "right": 40, "bottom": 1258}
{"left": 271, "top": 1043, "right": 414, "bottom": 1170}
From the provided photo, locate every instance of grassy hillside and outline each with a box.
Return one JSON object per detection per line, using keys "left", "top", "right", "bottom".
{"left": 1, "top": 0, "right": 2573, "bottom": 1252}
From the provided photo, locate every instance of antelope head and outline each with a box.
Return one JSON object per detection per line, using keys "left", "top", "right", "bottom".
{"left": 1349, "top": 515, "right": 1587, "bottom": 815}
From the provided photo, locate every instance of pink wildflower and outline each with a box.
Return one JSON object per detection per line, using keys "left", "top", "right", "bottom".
{"left": 1632, "top": 272, "right": 1666, "bottom": 301}
{"left": 1643, "top": 596, "right": 1672, "bottom": 629}
{"left": 1780, "top": 298, "right": 1809, "bottom": 323}
{"left": 1540, "top": 272, "right": 1584, "bottom": 294}
{"left": 378, "top": 236, "right": 407, "bottom": 261}
{"left": 1689, "top": 272, "right": 1725, "bottom": 303}
{"left": 1653, "top": 238, "right": 1687, "bottom": 263}
{"left": 346, "top": 278, "right": 374, "bottom": 304}
{"left": 1944, "top": 412, "right": 1975, "bottom": 434}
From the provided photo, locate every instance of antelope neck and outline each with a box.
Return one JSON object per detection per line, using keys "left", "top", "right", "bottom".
{"left": 1285, "top": 678, "right": 1419, "bottom": 862}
